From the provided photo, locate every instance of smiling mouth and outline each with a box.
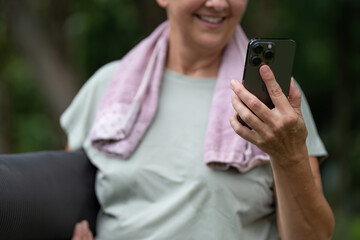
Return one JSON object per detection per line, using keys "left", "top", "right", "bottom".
{"left": 196, "top": 14, "right": 225, "bottom": 24}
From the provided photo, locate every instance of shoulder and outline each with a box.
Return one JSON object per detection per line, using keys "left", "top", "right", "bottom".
{"left": 92, "top": 60, "right": 121, "bottom": 80}
{"left": 71, "top": 60, "right": 122, "bottom": 106}
{"left": 65, "top": 59, "right": 123, "bottom": 111}
{"left": 60, "top": 60, "right": 122, "bottom": 149}
{"left": 84, "top": 60, "right": 122, "bottom": 90}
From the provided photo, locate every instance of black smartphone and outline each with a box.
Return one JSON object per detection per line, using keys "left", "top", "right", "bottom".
{"left": 237, "top": 38, "right": 296, "bottom": 126}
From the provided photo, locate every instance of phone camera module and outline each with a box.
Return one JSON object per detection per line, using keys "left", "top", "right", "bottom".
{"left": 250, "top": 56, "right": 262, "bottom": 66}
{"left": 263, "top": 50, "right": 274, "bottom": 60}
{"left": 252, "top": 44, "right": 264, "bottom": 54}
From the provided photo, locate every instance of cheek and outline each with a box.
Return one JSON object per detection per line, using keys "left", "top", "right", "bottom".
{"left": 168, "top": 2, "right": 196, "bottom": 23}
{"left": 172, "top": 0, "right": 202, "bottom": 14}
{"left": 231, "top": 0, "right": 248, "bottom": 19}
{"left": 182, "top": 0, "right": 204, "bottom": 12}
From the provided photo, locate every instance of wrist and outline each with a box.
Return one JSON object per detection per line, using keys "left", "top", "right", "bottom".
{"left": 269, "top": 144, "right": 309, "bottom": 169}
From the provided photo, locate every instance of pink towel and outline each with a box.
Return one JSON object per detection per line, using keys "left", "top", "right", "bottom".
{"left": 90, "top": 21, "right": 270, "bottom": 172}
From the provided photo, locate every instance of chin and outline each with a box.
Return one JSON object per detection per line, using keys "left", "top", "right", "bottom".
{"left": 196, "top": 36, "right": 228, "bottom": 51}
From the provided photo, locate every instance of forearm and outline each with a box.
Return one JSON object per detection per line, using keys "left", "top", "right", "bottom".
{"left": 229, "top": 66, "right": 335, "bottom": 238}
{"left": 272, "top": 151, "right": 334, "bottom": 240}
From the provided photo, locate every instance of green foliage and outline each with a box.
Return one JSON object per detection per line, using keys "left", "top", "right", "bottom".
{"left": 1, "top": 51, "right": 58, "bottom": 152}
{"left": 66, "top": 0, "right": 144, "bottom": 80}
{"left": 1, "top": 0, "right": 360, "bottom": 238}
{"left": 350, "top": 215, "right": 360, "bottom": 240}
{"left": 0, "top": 0, "right": 146, "bottom": 152}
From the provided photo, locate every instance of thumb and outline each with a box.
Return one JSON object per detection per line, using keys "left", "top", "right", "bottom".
{"left": 288, "top": 78, "right": 302, "bottom": 113}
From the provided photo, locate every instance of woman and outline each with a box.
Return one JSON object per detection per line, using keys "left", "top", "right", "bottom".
{"left": 65, "top": 0, "right": 335, "bottom": 239}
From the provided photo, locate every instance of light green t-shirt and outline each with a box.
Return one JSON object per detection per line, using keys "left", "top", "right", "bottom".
{"left": 61, "top": 61, "right": 327, "bottom": 240}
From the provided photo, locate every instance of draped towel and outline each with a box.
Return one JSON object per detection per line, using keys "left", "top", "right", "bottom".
{"left": 90, "top": 21, "right": 270, "bottom": 172}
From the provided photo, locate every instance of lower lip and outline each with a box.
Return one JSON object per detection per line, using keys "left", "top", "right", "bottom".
{"left": 196, "top": 16, "right": 224, "bottom": 29}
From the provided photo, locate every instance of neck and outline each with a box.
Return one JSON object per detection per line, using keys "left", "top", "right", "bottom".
{"left": 165, "top": 33, "right": 224, "bottom": 78}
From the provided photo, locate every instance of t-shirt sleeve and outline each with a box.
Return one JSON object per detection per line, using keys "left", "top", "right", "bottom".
{"left": 60, "top": 61, "right": 121, "bottom": 150}
{"left": 296, "top": 81, "right": 328, "bottom": 161}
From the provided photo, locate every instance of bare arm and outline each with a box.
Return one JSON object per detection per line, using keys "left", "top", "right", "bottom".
{"left": 275, "top": 156, "right": 330, "bottom": 239}
{"left": 230, "top": 65, "right": 334, "bottom": 239}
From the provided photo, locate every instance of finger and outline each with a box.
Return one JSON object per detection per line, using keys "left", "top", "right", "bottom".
{"left": 72, "top": 222, "right": 83, "bottom": 239}
{"left": 85, "top": 230, "right": 94, "bottom": 240}
{"left": 259, "top": 65, "right": 289, "bottom": 110}
{"left": 288, "top": 78, "right": 302, "bottom": 113}
{"left": 88, "top": 230, "right": 94, "bottom": 239}
{"left": 229, "top": 112, "right": 260, "bottom": 143}
{"left": 80, "top": 221, "right": 93, "bottom": 240}
{"left": 72, "top": 220, "right": 93, "bottom": 240}
{"left": 231, "top": 93, "right": 264, "bottom": 131}
{"left": 230, "top": 79, "right": 273, "bottom": 123}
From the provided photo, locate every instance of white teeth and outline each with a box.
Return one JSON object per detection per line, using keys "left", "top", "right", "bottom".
{"left": 199, "top": 15, "right": 223, "bottom": 23}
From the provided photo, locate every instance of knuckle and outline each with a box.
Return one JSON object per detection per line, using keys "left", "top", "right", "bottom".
{"left": 255, "top": 137, "right": 264, "bottom": 147}
{"left": 273, "top": 122, "right": 284, "bottom": 133}
{"left": 233, "top": 86, "right": 242, "bottom": 96}
{"left": 256, "top": 137, "right": 267, "bottom": 148}
{"left": 263, "top": 73, "right": 274, "bottom": 82}
{"left": 283, "top": 113, "right": 298, "bottom": 128}
{"left": 231, "top": 95, "right": 242, "bottom": 108}
{"left": 235, "top": 127, "right": 242, "bottom": 135}
{"left": 287, "top": 114, "right": 298, "bottom": 125}
{"left": 234, "top": 101, "right": 243, "bottom": 113}
{"left": 255, "top": 139, "right": 264, "bottom": 148}
{"left": 231, "top": 96, "right": 238, "bottom": 106}
{"left": 247, "top": 97, "right": 259, "bottom": 110}
{"left": 232, "top": 123, "right": 242, "bottom": 135}
{"left": 271, "top": 113, "right": 298, "bottom": 133}
{"left": 230, "top": 118, "right": 242, "bottom": 135}
{"left": 260, "top": 131, "right": 274, "bottom": 147}
{"left": 264, "top": 131, "right": 275, "bottom": 142}
{"left": 241, "top": 111, "right": 252, "bottom": 123}
{"left": 270, "top": 85, "right": 283, "bottom": 98}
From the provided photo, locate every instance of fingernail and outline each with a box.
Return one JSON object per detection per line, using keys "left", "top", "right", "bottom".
{"left": 230, "top": 79, "right": 239, "bottom": 87}
{"left": 261, "top": 66, "right": 269, "bottom": 74}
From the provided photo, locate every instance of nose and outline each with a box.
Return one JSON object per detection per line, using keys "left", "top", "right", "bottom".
{"left": 205, "top": 0, "right": 229, "bottom": 11}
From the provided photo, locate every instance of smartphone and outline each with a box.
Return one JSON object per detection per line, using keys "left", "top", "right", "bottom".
{"left": 237, "top": 38, "right": 296, "bottom": 126}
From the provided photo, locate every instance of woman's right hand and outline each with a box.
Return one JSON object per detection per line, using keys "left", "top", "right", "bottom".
{"left": 71, "top": 220, "right": 94, "bottom": 240}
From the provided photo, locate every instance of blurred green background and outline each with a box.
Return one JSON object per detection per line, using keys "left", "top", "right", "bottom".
{"left": 0, "top": 0, "right": 359, "bottom": 239}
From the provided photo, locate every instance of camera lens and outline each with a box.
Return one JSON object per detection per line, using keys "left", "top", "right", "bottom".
{"left": 250, "top": 56, "right": 261, "bottom": 66}
{"left": 253, "top": 44, "right": 264, "bottom": 54}
{"left": 263, "top": 50, "right": 274, "bottom": 60}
